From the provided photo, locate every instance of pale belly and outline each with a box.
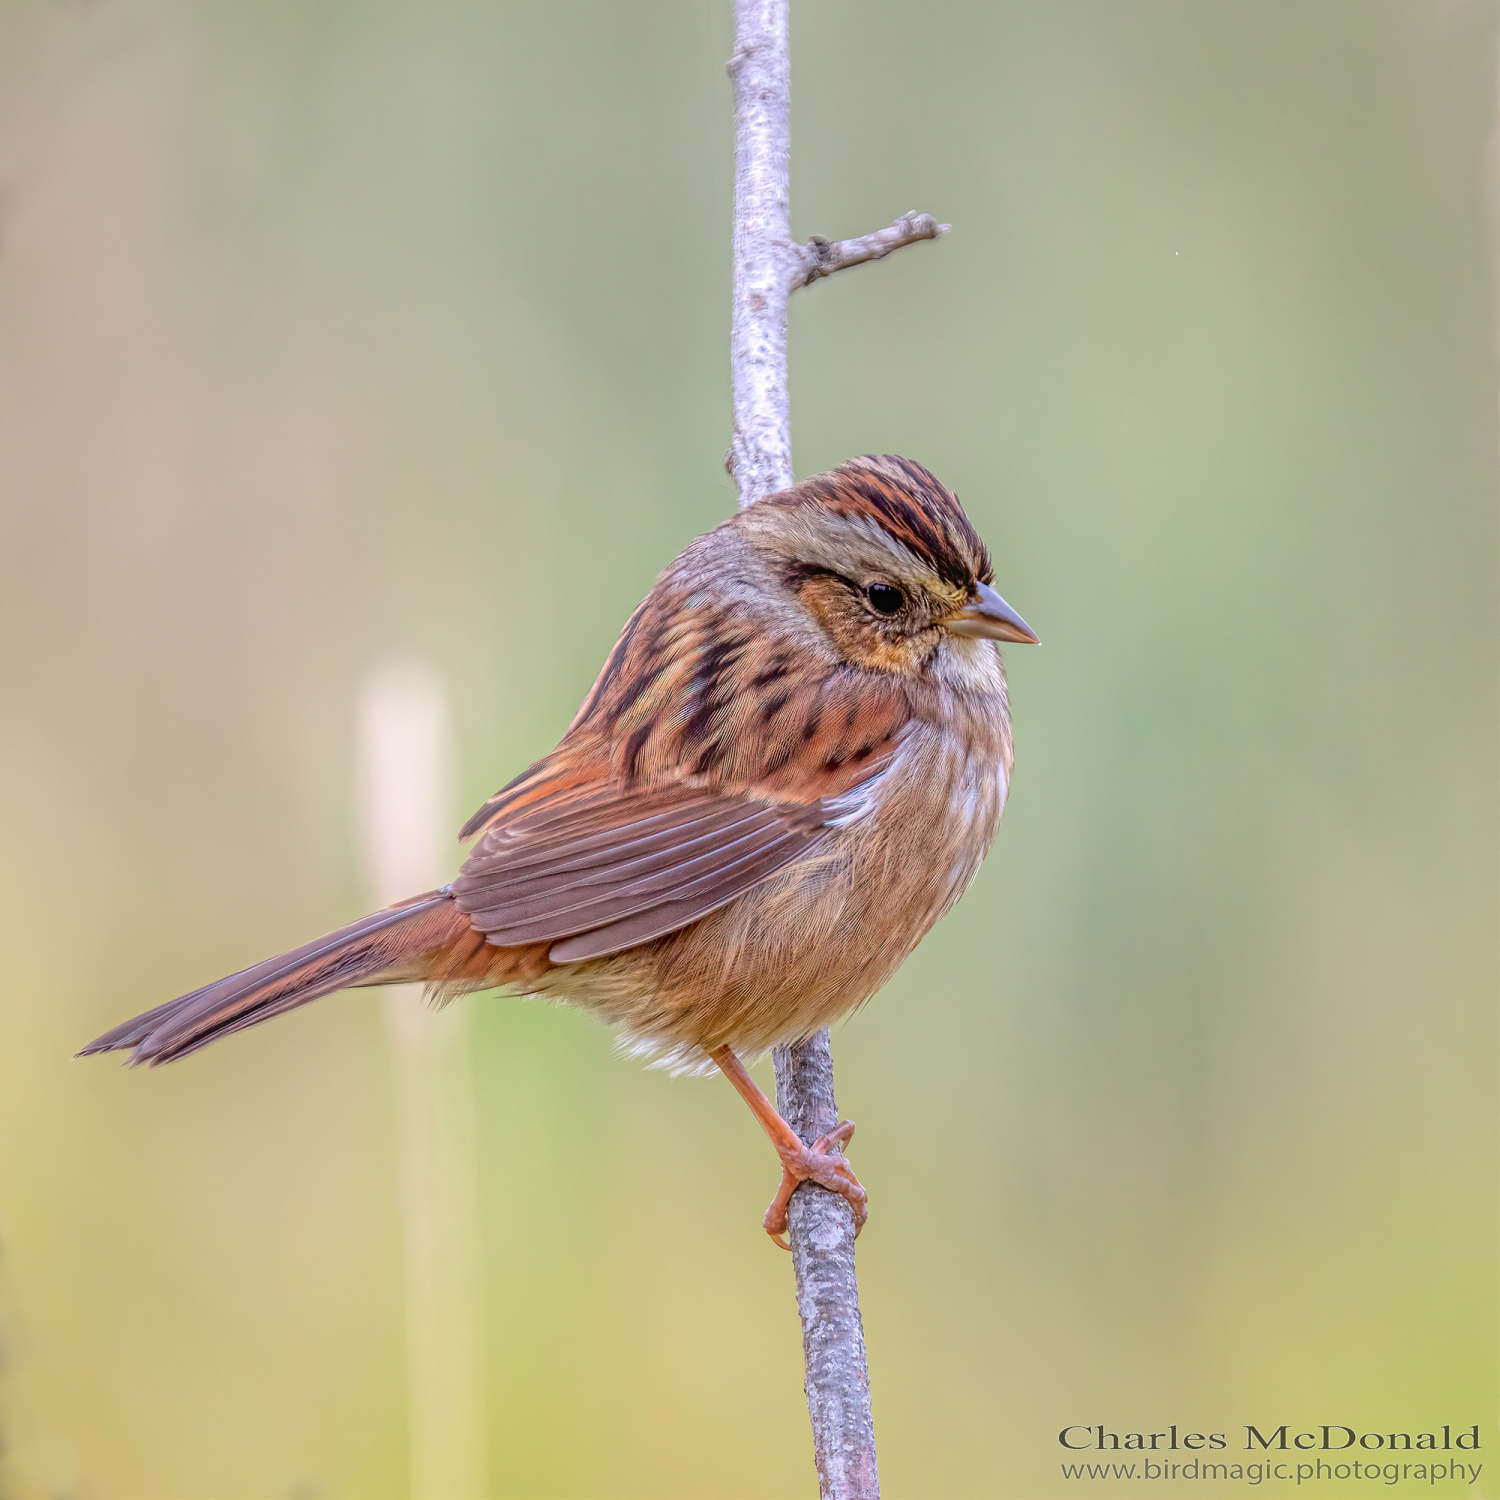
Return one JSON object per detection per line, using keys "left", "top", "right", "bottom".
{"left": 541, "top": 722, "right": 1009, "bottom": 1071}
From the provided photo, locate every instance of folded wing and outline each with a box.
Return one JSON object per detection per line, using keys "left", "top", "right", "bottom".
{"left": 452, "top": 785, "right": 828, "bottom": 963}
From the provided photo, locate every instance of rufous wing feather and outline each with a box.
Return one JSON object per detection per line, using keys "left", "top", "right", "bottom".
{"left": 452, "top": 785, "right": 827, "bottom": 961}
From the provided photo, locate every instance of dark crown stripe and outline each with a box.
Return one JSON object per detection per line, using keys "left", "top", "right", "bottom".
{"left": 782, "top": 455, "right": 991, "bottom": 589}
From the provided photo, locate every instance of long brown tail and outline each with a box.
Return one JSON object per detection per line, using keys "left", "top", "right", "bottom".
{"left": 79, "top": 890, "right": 473, "bottom": 1066}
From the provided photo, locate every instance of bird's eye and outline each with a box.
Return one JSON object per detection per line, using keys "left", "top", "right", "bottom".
{"left": 865, "top": 582, "right": 905, "bottom": 615}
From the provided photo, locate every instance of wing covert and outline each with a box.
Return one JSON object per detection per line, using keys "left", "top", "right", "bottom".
{"left": 451, "top": 783, "right": 829, "bottom": 963}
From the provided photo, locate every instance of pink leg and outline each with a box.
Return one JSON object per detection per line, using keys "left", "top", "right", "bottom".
{"left": 711, "top": 1045, "right": 868, "bottom": 1249}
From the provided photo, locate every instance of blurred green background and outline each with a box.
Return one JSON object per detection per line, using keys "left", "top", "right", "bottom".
{"left": 0, "top": 2, "right": 1495, "bottom": 1497}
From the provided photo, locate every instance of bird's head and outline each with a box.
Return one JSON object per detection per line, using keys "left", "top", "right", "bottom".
{"left": 738, "top": 454, "right": 1038, "bottom": 679}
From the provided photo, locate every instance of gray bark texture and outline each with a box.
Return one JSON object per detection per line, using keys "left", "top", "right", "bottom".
{"left": 726, "top": 2, "right": 946, "bottom": 1495}
{"left": 773, "top": 1033, "right": 880, "bottom": 1500}
{"left": 727, "top": 0, "right": 945, "bottom": 507}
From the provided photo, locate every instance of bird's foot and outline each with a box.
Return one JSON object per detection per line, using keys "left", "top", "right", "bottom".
{"left": 763, "top": 1120, "right": 867, "bottom": 1249}
{"left": 707, "top": 1045, "right": 868, "bottom": 1249}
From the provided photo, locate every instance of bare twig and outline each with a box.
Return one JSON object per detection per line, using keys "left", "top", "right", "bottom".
{"left": 727, "top": 0, "right": 946, "bottom": 506}
{"left": 801, "top": 212, "right": 950, "bottom": 285}
{"left": 727, "top": 0, "right": 798, "bottom": 503}
{"left": 726, "top": 1, "right": 946, "bottom": 1495}
{"left": 774, "top": 1034, "right": 879, "bottom": 1500}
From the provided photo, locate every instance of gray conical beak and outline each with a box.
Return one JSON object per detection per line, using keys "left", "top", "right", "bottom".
{"left": 946, "top": 581, "right": 1040, "bottom": 644}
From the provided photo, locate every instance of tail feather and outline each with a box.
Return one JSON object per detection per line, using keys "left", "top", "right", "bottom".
{"left": 80, "top": 891, "right": 464, "bottom": 1066}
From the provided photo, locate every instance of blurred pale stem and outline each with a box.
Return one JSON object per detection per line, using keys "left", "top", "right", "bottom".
{"left": 357, "top": 662, "right": 488, "bottom": 1500}
{"left": 728, "top": 1, "right": 944, "bottom": 1494}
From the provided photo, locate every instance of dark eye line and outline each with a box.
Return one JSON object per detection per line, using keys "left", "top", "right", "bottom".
{"left": 779, "top": 560, "right": 911, "bottom": 620}
{"left": 780, "top": 561, "right": 849, "bottom": 593}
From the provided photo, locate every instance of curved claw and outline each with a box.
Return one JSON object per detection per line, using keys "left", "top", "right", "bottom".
{"left": 762, "top": 1119, "right": 867, "bottom": 1246}
{"left": 814, "top": 1120, "right": 856, "bottom": 1154}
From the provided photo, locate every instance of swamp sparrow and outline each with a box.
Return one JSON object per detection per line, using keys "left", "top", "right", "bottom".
{"left": 82, "top": 456, "right": 1038, "bottom": 1244}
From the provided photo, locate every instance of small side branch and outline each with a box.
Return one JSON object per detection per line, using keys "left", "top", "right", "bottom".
{"left": 726, "top": 206, "right": 948, "bottom": 496}
{"left": 799, "top": 212, "right": 950, "bottom": 286}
